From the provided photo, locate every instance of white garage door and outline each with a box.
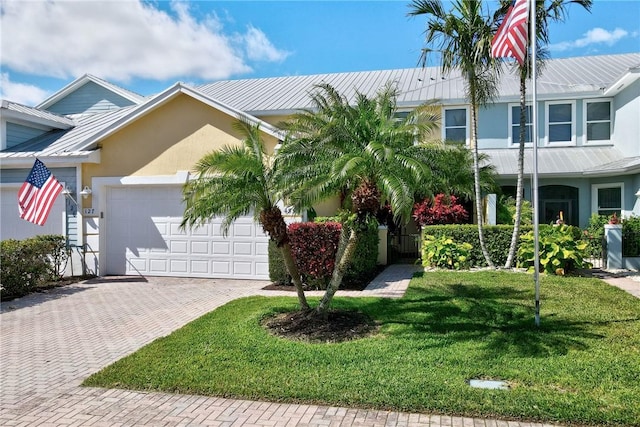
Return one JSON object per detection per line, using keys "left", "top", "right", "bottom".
{"left": 105, "top": 185, "right": 269, "bottom": 279}
{"left": 0, "top": 187, "right": 66, "bottom": 240}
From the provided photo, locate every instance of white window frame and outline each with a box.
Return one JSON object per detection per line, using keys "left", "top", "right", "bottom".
{"left": 545, "top": 100, "right": 576, "bottom": 146}
{"left": 508, "top": 103, "right": 533, "bottom": 147}
{"left": 591, "top": 182, "right": 624, "bottom": 216}
{"left": 442, "top": 106, "right": 470, "bottom": 146}
{"left": 583, "top": 98, "right": 613, "bottom": 145}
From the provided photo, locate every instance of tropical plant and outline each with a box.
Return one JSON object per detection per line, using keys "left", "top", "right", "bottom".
{"left": 413, "top": 193, "right": 468, "bottom": 226}
{"left": 409, "top": 0, "right": 501, "bottom": 268}
{"left": 496, "top": 0, "right": 593, "bottom": 268}
{"left": 181, "top": 120, "right": 309, "bottom": 310}
{"left": 277, "top": 82, "right": 444, "bottom": 316}
{"left": 421, "top": 234, "right": 472, "bottom": 270}
{"left": 517, "top": 224, "right": 591, "bottom": 275}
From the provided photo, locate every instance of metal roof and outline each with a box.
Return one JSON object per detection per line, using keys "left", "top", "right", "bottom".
{"left": 1, "top": 84, "right": 285, "bottom": 160}
{"left": 482, "top": 147, "right": 628, "bottom": 177}
{"left": 0, "top": 100, "right": 75, "bottom": 128}
{"left": 197, "top": 53, "right": 640, "bottom": 114}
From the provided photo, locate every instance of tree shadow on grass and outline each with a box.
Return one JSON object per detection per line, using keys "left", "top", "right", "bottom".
{"left": 357, "top": 282, "right": 636, "bottom": 358}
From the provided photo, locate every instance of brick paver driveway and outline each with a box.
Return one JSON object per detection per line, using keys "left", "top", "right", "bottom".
{"left": 0, "top": 269, "right": 556, "bottom": 426}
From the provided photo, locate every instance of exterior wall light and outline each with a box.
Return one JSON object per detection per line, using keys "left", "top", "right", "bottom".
{"left": 79, "top": 186, "right": 92, "bottom": 199}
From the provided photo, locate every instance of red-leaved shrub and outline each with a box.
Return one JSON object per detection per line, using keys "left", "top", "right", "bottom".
{"left": 288, "top": 222, "right": 342, "bottom": 288}
{"left": 413, "top": 193, "right": 468, "bottom": 226}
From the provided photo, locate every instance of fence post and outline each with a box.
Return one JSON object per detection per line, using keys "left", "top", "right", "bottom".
{"left": 604, "top": 224, "right": 623, "bottom": 270}
{"left": 377, "top": 225, "right": 388, "bottom": 265}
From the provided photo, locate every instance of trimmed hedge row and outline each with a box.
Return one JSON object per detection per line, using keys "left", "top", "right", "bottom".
{"left": 420, "top": 224, "right": 582, "bottom": 267}
{"left": 1, "top": 235, "right": 68, "bottom": 300}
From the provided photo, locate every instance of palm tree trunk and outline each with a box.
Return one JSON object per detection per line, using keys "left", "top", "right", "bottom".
{"left": 470, "top": 97, "right": 494, "bottom": 268}
{"left": 280, "top": 242, "right": 310, "bottom": 310}
{"left": 504, "top": 74, "right": 527, "bottom": 268}
{"left": 316, "top": 225, "right": 359, "bottom": 317}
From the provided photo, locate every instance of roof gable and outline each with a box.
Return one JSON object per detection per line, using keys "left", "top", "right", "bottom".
{"left": 36, "top": 74, "right": 145, "bottom": 115}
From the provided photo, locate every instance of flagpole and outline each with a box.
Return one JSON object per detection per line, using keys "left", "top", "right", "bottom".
{"left": 530, "top": 0, "right": 541, "bottom": 327}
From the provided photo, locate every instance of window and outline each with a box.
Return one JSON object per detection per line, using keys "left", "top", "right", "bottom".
{"left": 443, "top": 107, "right": 468, "bottom": 144}
{"left": 546, "top": 101, "right": 575, "bottom": 145}
{"left": 584, "top": 100, "right": 612, "bottom": 144}
{"left": 508, "top": 104, "right": 532, "bottom": 146}
{"left": 592, "top": 183, "right": 624, "bottom": 217}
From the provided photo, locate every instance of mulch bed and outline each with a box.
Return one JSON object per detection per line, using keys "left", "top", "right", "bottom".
{"left": 262, "top": 309, "right": 379, "bottom": 343}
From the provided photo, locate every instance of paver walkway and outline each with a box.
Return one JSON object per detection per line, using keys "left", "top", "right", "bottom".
{"left": 7, "top": 264, "right": 633, "bottom": 426}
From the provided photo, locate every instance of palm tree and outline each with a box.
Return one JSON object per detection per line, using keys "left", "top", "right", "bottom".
{"left": 408, "top": 0, "right": 501, "bottom": 268}
{"left": 181, "top": 120, "right": 310, "bottom": 310}
{"left": 499, "top": 0, "right": 593, "bottom": 268}
{"left": 277, "top": 82, "right": 442, "bottom": 316}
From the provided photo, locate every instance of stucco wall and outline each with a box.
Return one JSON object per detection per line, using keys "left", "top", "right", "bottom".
{"left": 82, "top": 94, "right": 279, "bottom": 206}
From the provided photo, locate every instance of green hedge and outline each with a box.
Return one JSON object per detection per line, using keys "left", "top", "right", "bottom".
{"left": 419, "top": 224, "right": 582, "bottom": 267}
{"left": 1, "top": 235, "right": 68, "bottom": 300}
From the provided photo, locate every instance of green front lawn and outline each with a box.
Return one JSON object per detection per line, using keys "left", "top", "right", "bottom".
{"left": 84, "top": 271, "right": 640, "bottom": 426}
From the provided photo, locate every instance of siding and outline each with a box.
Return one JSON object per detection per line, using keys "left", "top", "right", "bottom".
{"left": 0, "top": 167, "right": 78, "bottom": 245}
{"left": 46, "top": 81, "right": 137, "bottom": 115}
{"left": 6, "top": 122, "right": 47, "bottom": 148}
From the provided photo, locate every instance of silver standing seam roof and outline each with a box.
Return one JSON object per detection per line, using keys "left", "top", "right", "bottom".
{"left": 1, "top": 53, "right": 639, "bottom": 175}
{"left": 1, "top": 100, "right": 75, "bottom": 128}
{"left": 197, "top": 53, "right": 640, "bottom": 114}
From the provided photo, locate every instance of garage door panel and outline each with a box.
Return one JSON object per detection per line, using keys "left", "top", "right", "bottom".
{"left": 233, "top": 242, "right": 253, "bottom": 255}
{"left": 256, "top": 241, "right": 269, "bottom": 256}
{"left": 106, "top": 185, "right": 269, "bottom": 279}
{"left": 190, "top": 241, "right": 209, "bottom": 254}
{"left": 212, "top": 242, "right": 230, "bottom": 255}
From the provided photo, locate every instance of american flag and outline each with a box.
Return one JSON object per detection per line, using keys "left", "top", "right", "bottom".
{"left": 491, "top": 0, "right": 530, "bottom": 66}
{"left": 18, "top": 159, "right": 64, "bottom": 226}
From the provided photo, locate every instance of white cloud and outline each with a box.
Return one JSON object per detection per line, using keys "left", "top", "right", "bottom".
{"left": 550, "top": 27, "right": 630, "bottom": 52}
{"left": 0, "top": 73, "right": 51, "bottom": 106}
{"left": 0, "top": 0, "right": 290, "bottom": 82}
{"left": 244, "top": 26, "right": 291, "bottom": 62}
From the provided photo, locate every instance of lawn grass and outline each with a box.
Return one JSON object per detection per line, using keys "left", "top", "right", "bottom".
{"left": 84, "top": 271, "right": 640, "bottom": 426}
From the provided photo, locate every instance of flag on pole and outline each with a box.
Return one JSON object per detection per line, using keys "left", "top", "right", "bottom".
{"left": 491, "top": 0, "right": 530, "bottom": 65}
{"left": 18, "top": 159, "right": 63, "bottom": 226}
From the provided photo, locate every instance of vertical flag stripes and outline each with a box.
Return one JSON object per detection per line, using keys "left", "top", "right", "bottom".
{"left": 491, "top": 0, "right": 530, "bottom": 65}
{"left": 18, "top": 159, "right": 64, "bottom": 226}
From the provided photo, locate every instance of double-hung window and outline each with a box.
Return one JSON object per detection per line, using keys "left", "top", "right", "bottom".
{"left": 584, "top": 99, "right": 612, "bottom": 144}
{"left": 443, "top": 107, "right": 469, "bottom": 145}
{"left": 592, "top": 183, "right": 624, "bottom": 217}
{"left": 546, "top": 101, "right": 576, "bottom": 145}
{"left": 508, "top": 103, "right": 532, "bottom": 146}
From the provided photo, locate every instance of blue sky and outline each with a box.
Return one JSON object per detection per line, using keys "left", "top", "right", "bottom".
{"left": 1, "top": 0, "right": 639, "bottom": 106}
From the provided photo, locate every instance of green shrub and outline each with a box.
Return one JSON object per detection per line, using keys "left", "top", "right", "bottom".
{"left": 496, "top": 196, "right": 532, "bottom": 225}
{"left": 622, "top": 215, "right": 640, "bottom": 257}
{"left": 584, "top": 213, "right": 608, "bottom": 258}
{"left": 268, "top": 241, "right": 291, "bottom": 285}
{"left": 421, "top": 234, "right": 472, "bottom": 270}
{"left": 342, "top": 217, "right": 379, "bottom": 287}
{"left": 517, "top": 225, "right": 591, "bottom": 275}
{"left": 36, "top": 234, "right": 69, "bottom": 279}
{"left": 1, "top": 235, "right": 67, "bottom": 300}
{"left": 421, "top": 224, "right": 539, "bottom": 267}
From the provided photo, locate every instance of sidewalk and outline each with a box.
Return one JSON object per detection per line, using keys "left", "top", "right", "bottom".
{"left": 592, "top": 269, "right": 640, "bottom": 298}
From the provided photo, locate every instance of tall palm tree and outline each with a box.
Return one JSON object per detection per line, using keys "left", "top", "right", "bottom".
{"left": 181, "top": 120, "right": 310, "bottom": 310}
{"left": 277, "top": 82, "right": 442, "bottom": 315}
{"left": 499, "top": 0, "right": 593, "bottom": 268}
{"left": 409, "top": 0, "right": 501, "bottom": 268}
